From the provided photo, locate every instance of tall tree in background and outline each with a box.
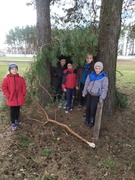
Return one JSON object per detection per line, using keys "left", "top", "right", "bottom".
{"left": 5, "top": 26, "right": 37, "bottom": 54}
{"left": 129, "top": 25, "right": 135, "bottom": 54}
{"left": 96, "top": 0, "right": 124, "bottom": 115}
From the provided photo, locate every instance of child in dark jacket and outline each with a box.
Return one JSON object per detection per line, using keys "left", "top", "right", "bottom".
{"left": 62, "top": 60, "right": 79, "bottom": 113}
{"left": 51, "top": 56, "right": 67, "bottom": 108}
{"left": 82, "top": 62, "right": 109, "bottom": 128}
{"left": 2, "top": 63, "right": 26, "bottom": 131}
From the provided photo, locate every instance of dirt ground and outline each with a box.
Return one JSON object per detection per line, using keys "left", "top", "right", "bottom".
{"left": 0, "top": 61, "right": 135, "bottom": 180}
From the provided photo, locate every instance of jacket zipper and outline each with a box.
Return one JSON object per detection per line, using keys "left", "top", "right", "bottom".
{"left": 15, "top": 76, "right": 19, "bottom": 105}
{"left": 90, "top": 74, "right": 97, "bottom": 94}
{"left": 11, "top": 76, "right": 18, "bottom": 105}
{"left": 10, "top": 76, "right": 15, "bottom": 101}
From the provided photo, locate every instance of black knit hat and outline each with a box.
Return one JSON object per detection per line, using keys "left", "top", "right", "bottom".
{"left": 67, "top": 60, "right": 73, "bottom": 65}
{"left": 8, "top": 63, "right": 18, "bottom": 72}
{"left": 58, "top": 55, "right": 67, "bottom": 61}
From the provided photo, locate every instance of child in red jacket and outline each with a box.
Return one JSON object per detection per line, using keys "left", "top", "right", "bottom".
{"left": 62, "top": 60, "right": 78, "bottom": 113}
{"left": 2, "top": 63, "right": 26, "bottom": 130}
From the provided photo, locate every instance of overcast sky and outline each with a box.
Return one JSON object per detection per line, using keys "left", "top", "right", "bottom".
{"left": 0, "top": 0, "right": 36, "bottom": 48}
{"left": 0, "top": 0, "right": 134, "bottom": 49}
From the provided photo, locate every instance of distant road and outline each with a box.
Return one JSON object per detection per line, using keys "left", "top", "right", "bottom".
{"left": 117, "top": 55, "right": 135, "bottom": 61}
{"left": 0, "top": 59, "right": 34, "bottom": 62}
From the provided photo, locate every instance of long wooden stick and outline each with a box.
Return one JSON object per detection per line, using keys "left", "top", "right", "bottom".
{"left": 93, "top": 102, "right": 103, "bottom": 139}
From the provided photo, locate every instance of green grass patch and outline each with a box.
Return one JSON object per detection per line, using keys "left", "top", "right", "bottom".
{"left": 17, "top": 135, "right": 33, "bottom": 148}
{"left": 0, "top": 62, "right": 31, "bottom": 85}
{"left": 100, "top": 157, "right": 115, "bottom": 170}
{"left": 116, "top": 63, "right": 135, "bottom": 90}
{"left": 41, "top": 176, "right": 54, "bottom": 180}
{"left": 42, "top": 149, "right": 52, "bottom": 157}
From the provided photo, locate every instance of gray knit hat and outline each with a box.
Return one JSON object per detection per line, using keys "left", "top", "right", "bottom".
{"left": 94, "top": 62, "right": 103, "bottom": 71}
{"left": 8, "top": 63, "right": 18, "bottom": 72}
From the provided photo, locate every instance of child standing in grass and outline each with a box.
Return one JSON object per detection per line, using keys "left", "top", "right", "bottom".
{"left": 2, "top": 63, "right": 26, "bottom": 131}
{"left": 62, "top": 60, "right": 78, "bottom": 113}
{"left": 82, "top": 62, "right": 109, "bottom": 128}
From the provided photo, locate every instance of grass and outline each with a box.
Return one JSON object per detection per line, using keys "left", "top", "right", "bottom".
{"left": 116, "top": 62, "right": 135, "bottom": 90}
{"left": 17, "top": 135, "right": 33, "bottom": 148}
{"left": 42, "top": 149, "right": 52, "bottom": 157}
{"left": 0, "top": 62, "right": 31, "bottom": 85}
{"left": 41, "top": 176, "right": 54, "bottom": 180}
{"left": 100, "top": 157, "right": 115, "bottom": 170}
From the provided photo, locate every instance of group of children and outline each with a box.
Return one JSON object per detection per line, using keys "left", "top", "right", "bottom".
{"left": 51, "top": 54, "right": 109, "bottom": 128}
{"left": 1, "top": 53, "right": 109, "bottom": 131}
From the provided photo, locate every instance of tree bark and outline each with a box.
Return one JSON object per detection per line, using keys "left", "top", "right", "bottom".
{"left": 35, "top": 0, "right": 51, "bottom": 105}
{"left": 35, "top": 0, "right": 51, "bottom": 47}
{"left": 97, "top": 0, "right": 124, "bottom": 116}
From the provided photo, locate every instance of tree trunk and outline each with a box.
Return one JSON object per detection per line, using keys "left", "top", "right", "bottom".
{"left": 97, "top": 0, "right": 124, "bottom": 116}
{"left": 35, "top": 0, "right": 51, "bottom": 47}
{"left": 35, "top": 0, "right": 51, "bottom": 105}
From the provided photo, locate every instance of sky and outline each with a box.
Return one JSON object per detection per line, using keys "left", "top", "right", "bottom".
{"left": 0, "top": 0, "right": 36, "bottom": 49}
{"left": 0, "top": 0, "right": 134, "bottom": 49}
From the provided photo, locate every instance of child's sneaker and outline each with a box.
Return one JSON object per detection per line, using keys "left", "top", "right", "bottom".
{"left": 63, "top": 106, "right": 66, "bottom": 109}
{"left": 15, "top": 120, "right": 21, "bottom": 126}
{"left": 83, "top": 112, "right": 86, "bottom": 118}
{"left": 63, "top": 102, "right": 67, "bottom": 109}
{"left": 58, "top": 102, "right": 63, "bottom": 108}
{"left": 11, "top": 123, "right": 17, "bottom": 131}
{"left": 65, "top": 110, "right": 69, "bottom": 113}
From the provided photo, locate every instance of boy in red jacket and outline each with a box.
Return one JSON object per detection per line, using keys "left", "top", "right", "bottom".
{"left": 62, "top": 60, "right": 78, "bottom": 113}
{"left": 2, "top": 63, "right": 26, "bottom": 130}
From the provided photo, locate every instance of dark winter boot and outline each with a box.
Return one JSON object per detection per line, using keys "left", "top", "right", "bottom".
{"left": 85, "top": 112, "right": 91, "bottom": 126}
{"left": 88, "top": 117, "right": 95, "bottom": 129}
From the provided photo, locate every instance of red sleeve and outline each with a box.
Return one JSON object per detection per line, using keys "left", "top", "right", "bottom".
{"left": 2, "top": 77, "right": 10, "bottom": 99}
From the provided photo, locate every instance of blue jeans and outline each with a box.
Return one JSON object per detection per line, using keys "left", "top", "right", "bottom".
{"left": 65, "top": 88, "right": 75, "bottom": 111}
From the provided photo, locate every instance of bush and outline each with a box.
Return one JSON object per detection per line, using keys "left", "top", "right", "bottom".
{"left": 115, "top": 89, "right": 128, "bottom": 109}
{"left": 25, "top": 27, "right": 98, "bottom": 104}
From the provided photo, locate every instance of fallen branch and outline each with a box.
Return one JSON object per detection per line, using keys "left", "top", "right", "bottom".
{"left": 36, "top": 102, "right": 95, "bottom": 148}
{"left": 47, "top": 118, "right": 95, "bottom": 148}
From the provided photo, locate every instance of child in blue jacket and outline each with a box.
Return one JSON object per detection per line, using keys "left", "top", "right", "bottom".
{"left": 77, "top": 54, "right": 94, "bottom": 109}
{"left": 82, "top": 62, "right": 109, "bottom": 128}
